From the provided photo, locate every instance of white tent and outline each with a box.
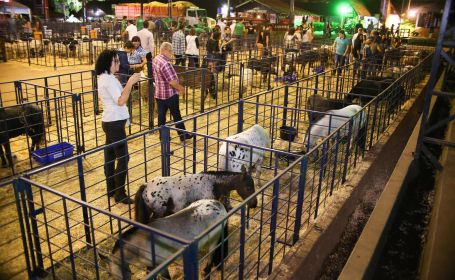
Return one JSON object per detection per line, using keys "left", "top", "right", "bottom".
{"left": 0, "top": 1, "right": 32, "bottom": 20}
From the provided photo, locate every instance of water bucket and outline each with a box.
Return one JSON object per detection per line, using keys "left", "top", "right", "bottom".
{"left": 279, "top": 126, "right": 297, "bottom": 142}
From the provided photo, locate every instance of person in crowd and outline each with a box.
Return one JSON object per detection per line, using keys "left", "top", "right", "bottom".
{"left": 351, "top": 28, "right": 364, "bottom": 78}
{"left": 372, "top": 31, "right": 385, "bottom": 73}
{"left": 153, "top": 42, "right": 193, "bottom": 142}
{"left": 294, "top": 25, "right": 303, "bottom": 44}
{"left": 185, "top": 27, "right": 200, "bottom": 68}
{"left": 137, "top": 20, "right": 155, "bottom": 55}
{"left": 246, "top": 21, "right": 256, "bottom": 48}
{"left": 120, "top": 16, "right": 128, "bottom": 41}
{"left": 123, "top": 20, "right": 137, "bottom": 41}
{"left": 284, "top": 27, "right": 299, "bottom": 50}
{"left": 333, "top": 30, "right": 351, "bottom": 75}
{"left": 6, "top": 15, "right": 16, "bottom": 40}
{"left": 206, "top": 31, "right": 221, "bottom": 71}
{"left": 23, "top": 17, "right": 32, "bottom": 35}
{"left": 367, "top": 19, "right": 374, "bottom": 33}
{"left": 146, "top": 19, "right": 155, "bottom": 33}
{"left": 300, "top": 23, "right": 313, "bottom": 50}
{"left": 172, "top": 24, "right": 186, "bottom": 66}
{"left": 391, "top": 37, "right": 402, "bottom": 48}
{"left": 32, "top": 16, "right": 43, "bottom": 33}
{"left": 229, "top": 20, "right": 236, "bottom": 36}
{"left": 220, "top": 26, "right": 234, "bottom": 71}
{"left": 217, "top": 16, "right": 226, "bottom": 38}
{"left": 256, "top": 24, "right": 269, "bottom": 58}
{"left": 233, "top": 19, "right": 245, "bottom": 49}
{"left": 324, "top": 20, "right": 332, "bottom": 38}
{"left": 390, "top": 24, "right": 395, "bottom": 37}
{"left": 361, "top": 38, "right": 374, "bottom": 78}
{"left": 136, "top": 16, "right": 144, "bottom": 31}
{"left": 116, "top": 45, "right": 130, "bottom": 85}
{"left": 95, "top": 50, "right": 141, "bottom": 204}
{"left": 125, "top": 37, "right": 147, "bottom": 74}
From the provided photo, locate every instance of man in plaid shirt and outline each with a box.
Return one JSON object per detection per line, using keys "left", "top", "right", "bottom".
{"left": 153, "top": 42, "right": 193, "bottom": 142}
{"left": 172, "top": 24, "right": 186, "bottom": 66}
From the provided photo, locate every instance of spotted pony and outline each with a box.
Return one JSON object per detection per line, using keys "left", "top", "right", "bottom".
{"left": 134, "top": 167, "right": 257, "bottom": 224}
{"left": 218, "top": 124, "right": 271, "bottom": 185}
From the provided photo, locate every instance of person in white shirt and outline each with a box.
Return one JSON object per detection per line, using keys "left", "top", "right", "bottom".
{"left": 218, "top": 19, "right": 226, "bottom": 38}
{"left": 123, "top": 20, "right": 137, "bottom": 41}
{"left": 185, "top": 27, "right": 200, "bottom": 68}
{"left": 230, "top": 21, "right": 236, "bottom": 36}
{"left": 95, "top": 50, "right": 140, "bottom": 204}
{"left": 137, "top": 20, "right": 155, "bottom": 55}
{"left": 351, "top": 27, "right": 363, "bottom": 46}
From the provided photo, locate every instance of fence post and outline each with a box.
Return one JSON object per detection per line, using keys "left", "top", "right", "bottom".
{"left": 183, "top": 242, "right": 199, "bottom": 280}
{"left": 201, "top": 68, "right": 206, "bottom": 113}
{"left": 160, "top": 126, "right": 171, "bottom": 177}
{"left": 330, "top": 131, "right": 342, "bottom": 196}
{"left": 77, "top": 157, "right": 92, "bottom": 248}
{"left": 91, "top": 70, "right": 100, "bottom": 115}
{"left": 369, "top": 98, "right": 380, "bottom": 149}
{"left": 26, "top": 39, "right": 31, "bottom": 66}
{"left": 149, "top": 80, "right": 155, "bottom": 129}
{"left": 268, "top": 164, "right": 281, "bottom": 275}
{"left": 52, "top": 41, "right": 56, "bottom": 70}
{"left": 238, "top": 205, "right": 246, "bottom": 279}
{"left": 72, "top": 94, "right": 84, "bottom": 153}
{"left": 44, "top": 77, "right": 52, "bottom": 125}
{"left": 14, "top": 177, "right": 45, "bottom": 277}
{"left": 237, "top": 99, "right": 244, "bottom": 133}
{"left": 13, "top": 179, "right": 33, "bottom": 279}
{"left": 282, "top": 85, "right": 289, "bottom": 128}
{"left": 239, "top": 62, "right": 244, "bottom": 99}
{"left": 89, "top": 40, "right": 93, "bottom": 65}
{"left": 342, "top": 119, "right": 354, "bottom": 183}
{"left": 14, "top": 80, "right": 23, "bottom": 103}
{"left": 292, "top": 156, "right": 309, "bottom": 244}
{"left": 314, "top": 141, "right": 327, "bottom": 219}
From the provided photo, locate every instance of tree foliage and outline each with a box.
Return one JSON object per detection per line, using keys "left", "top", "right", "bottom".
{"left": 52, "top": 0, "right": 84, "bottom": 15}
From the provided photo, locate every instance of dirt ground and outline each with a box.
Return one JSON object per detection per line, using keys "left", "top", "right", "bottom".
{"left": 0, "top": 56, "right": 424, "bottom": 279}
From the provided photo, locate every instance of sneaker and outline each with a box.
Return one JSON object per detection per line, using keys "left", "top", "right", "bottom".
{"left": 180, "top": 133, "right": 194, "bottom": 142}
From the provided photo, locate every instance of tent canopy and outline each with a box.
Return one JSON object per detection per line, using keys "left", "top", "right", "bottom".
{"left": 0, "top": 1, "right": 31, "bottom": 19}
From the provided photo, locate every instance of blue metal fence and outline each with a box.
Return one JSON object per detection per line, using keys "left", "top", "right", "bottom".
{"left": 1, "top": 46, "right": 434, "bottom": 279}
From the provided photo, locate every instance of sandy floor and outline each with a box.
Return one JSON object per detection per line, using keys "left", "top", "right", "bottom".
{"left": 0, "top": 55, "right": 429, "bottom": 279}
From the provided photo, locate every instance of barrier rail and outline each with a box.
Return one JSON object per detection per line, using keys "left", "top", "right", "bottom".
{"left": 3, "top": 50, "right": 433, "bottom": 280}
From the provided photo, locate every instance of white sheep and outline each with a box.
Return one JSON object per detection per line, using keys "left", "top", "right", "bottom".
{"left": 306, "top": 105, "right": 366, "bottom": 152}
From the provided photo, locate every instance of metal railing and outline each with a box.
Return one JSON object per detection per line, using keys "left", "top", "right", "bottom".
{"left": 5, "top": 51, "right": 433, "bottom": 279}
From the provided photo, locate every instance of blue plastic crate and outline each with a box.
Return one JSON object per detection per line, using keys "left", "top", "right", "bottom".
{"left": 32, "top": 142, "right": 74, "bottom": 165}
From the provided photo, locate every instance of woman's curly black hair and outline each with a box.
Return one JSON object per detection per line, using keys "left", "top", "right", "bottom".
{"left": 95, "top": 49, "right": 118, "bottom": 75}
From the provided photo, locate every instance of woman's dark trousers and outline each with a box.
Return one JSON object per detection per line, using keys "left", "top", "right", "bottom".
{"left": 102, "top": 120, "right": 129, "bottom": 200}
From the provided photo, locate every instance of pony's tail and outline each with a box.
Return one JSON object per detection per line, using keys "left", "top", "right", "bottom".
{"left": 134, "top": 184, "right": 150, "bottom": 224}
{"left": 212, "top": 222, "right": 229, "bottom": 271}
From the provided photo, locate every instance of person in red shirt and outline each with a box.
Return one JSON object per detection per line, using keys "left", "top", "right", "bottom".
{"left": 152, "top": 42, "right": 193, "bottom": 142}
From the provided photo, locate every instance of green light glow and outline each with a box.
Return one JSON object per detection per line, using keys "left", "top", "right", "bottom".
{"left": 338, "top": 3, "right": 353, "bottom": 15}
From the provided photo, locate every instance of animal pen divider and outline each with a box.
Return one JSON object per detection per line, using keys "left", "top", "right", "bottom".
{"left": 12, "top": 97, "right": 380, "bottom": 279}
{"left": 4, "top": 38, "right": 124, "bottom": 68}
{"left": 5, "top": 56, "right": 431, "bottom": 279}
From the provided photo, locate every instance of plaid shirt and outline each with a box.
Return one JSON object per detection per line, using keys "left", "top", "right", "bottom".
{"left": 153, "top": 54, "right": 179, "bottom": 100}
{"left": 127, "top": 46, "right": 146, "bottom": 65}
{"left": 172, "top": 30, "right": 186, "bottom": 55}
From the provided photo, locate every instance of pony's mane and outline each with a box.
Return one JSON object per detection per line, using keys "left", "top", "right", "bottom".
{"left": 112, "top": 226, "right": 139, "bottom": 253}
